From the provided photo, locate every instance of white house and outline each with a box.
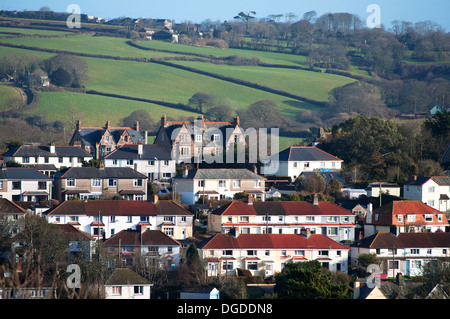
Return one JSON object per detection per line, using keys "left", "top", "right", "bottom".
{"left": 2, "top": 144, "right": 93, "bottom": 175}
{"left": 403, "top": 176, "right": 450, "bottom": 212}
{"left": 351, "top": 232, "right": 450, "bottom": 278}
{"left": 0, "top": 167, "right": 53, "bottom": 202}
{"left": 366, "top": 182, "right": 401, "bottom": 198}
{"left": 104, "top": 143, "right": 176, "bottom": 182}
{"left": 197, "top": 232, "right": 350, "bottom": 278}
{"left": 260, "top": 146, "right": 343, "bottom": 181}
{"left": 44, "top": 198, "right": 193, "bottom": 241}
{"left": 173, "top": 167, "right": 266, "bottom": 205}
{"left": 104, "top": 268, "right": 152, "bottom": 299}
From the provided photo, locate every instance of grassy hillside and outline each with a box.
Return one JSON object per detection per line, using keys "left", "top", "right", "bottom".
{"left": 0, "top": 85, "right": 24, "bottom": 111}
{"left": 0, "top": 24, "right": 362, "bottom": 148}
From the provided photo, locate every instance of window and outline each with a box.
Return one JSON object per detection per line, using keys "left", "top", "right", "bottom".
{"left": 111, "top": 286, "right": 121, "bottom": 295}
{"left": 240, "top": 216, "right": 249, "bottom": 222}
{"left": 180, "top": 147, "right": 190, "bottom": 156}
{"left": 163, "top": 160, "right": 169, "bottom": 166}
{"left": 407, "top": 215, "right": 416, "bottom": 222}
{"left": 223, "top": 262, "right": 233, "bottom": 270}
{"left": 410, "top": 249, "right": 420, "bottom": 254}
{"left": 198, "top": 180, "right": 204, "bottom": 187}
{"left": 110, "top": 216, "right": 116, "bottom": 222}
{"left": 148, "top": 160, "right": 155, "bottom": 166}
{"left": 164, "top": 216, "right": 174, "bottom": 222}
{"left": 427, "top": 200, "right": 435, "bottom": 207}
{"left": 319, "top": 250, "right": 329, "bottom": 256}
{"left": 223, "top": 250, "right": 233, "bottom": 256}
{"left": 23, "top": 157, "right": 30, "bottom": 163}
{"left": 195, "top": 134, "right": 202, "bottom": 142}
{"left": 66, "top": 179, "right": 75, "bottom": 187}
{"left": 127, "top": 160, "right": 134, "bottom": 165}
{"left": 134, "top": 286, "right": 143, "bottom": 295}
{"left": 281, "top": 250, "right": 286, "bottom": 256}
{"left": 428, "top": 186, "right": 435, "bottom": 193}
{"left": 219, "top": 180, "right": 226, "bottom": 187}
{"left": 58, "top": 157, "right": 63, "bottom": 163}
{"left": 424, "top": 214, "right": 433, "bottom": 222}
{"left": 69, "top": 216, "right": 79, "bottom": 222}
{"left": 140, "top": 216, "right": 149, "bottom": 222}
{"left": 327, "top": 227, "right": 338, "bottom": 236}
{"left": 108, "top": 179, "right": 117, "bottom": 187}
{"left": 437, "top": 214, "right": 443, "bottom": 222}
{"left": 92, "top": 179, "right": 101, "bottom": 187}
{"left": 247, "top": 250, "right": 257, "bottom": 256}
{"left": 397, "top": 215, "right": 403, "bottom": 223}
{"left": 127, "top": 216, "right": 132, "bottom": 223}
{"left": 233, "top": 180, "right": 240, "bottom": 188}
{"left": 162, "top": 173, "right": 171, "bottom": 178}
{"left": 134, "top": 179, "right": 143, "bottom": 187}
{"left": 112, "top": 159, "right": 118, "bottom": 166}
{"left": 164, "top": 228, "right": 174, "bottom": 236}
{"left": 247, "top": 262, "right": 258, "bottom": 270}
{"left": 327, "top": 216, "right": 338, "bottom": 223}
{"left": 181, "top": 216, "right": 187, "bottom": 223}
{"left": 181, "top": 134, "right": 187, "bottom": 142}
{"left": 212, "top": 134, "right": 220, "bottom": 142}
{"left": 295, "top": 250, "right": 305, "bottom": 256}
{"left": 304, "top": 162, "right": 310, "bottom": 168}
{"left": 38, "top": 182, "right": 46, "bottom": 190}
{"left": 254, "top": 180, "right": 261, "bottom": 188}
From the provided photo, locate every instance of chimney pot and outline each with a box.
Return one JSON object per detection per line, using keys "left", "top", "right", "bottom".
{"left": 313, "top": 194, "right": 318, "bottom": 205}
{"left": 153, "top": 194, "right": 158, "bottom": 204}
{"left": 183, "top": 165, "right": 188, "bottom": 177}
{"left": 247, "top": 194, "right": 253, "bottom": 205}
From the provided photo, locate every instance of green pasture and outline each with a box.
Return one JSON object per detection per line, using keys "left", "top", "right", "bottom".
{"left": 0, "top": 85, "right": 24, "bottom": 111}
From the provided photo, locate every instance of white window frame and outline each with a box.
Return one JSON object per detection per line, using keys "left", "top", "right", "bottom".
{"left": 66, "top": 179, "right": 76, "bottom": 187}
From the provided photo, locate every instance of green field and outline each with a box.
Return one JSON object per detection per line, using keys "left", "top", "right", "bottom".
{"left": 0, "top": 84, "right": 24, "bottom": 111}
{"left": 0, "top": 24, "right": 360, "bottom": 143}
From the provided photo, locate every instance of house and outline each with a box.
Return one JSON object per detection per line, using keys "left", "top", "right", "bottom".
{"left": 103, "top": 229, "right": 181, "bottom": 268}
{"left": 343, "top": 189, "right": 367, "bottom": 200}
{"left": 197, "top": 231, "right": 350, "bottom": 277}
{"left": 366, "top": 182, "right": 401, "bottom": 198}
{"left": 0, "top": 167, "right": 53, "bottom": 203}
{"left": 0, "top": 271, "right": 55, "bottom": 299}
{"left": 56, "top": 224, "right": 94, "bottom": 262}
{"left": 0, "top": 199, "right": 28, "bottom": 255}
{"left": 430, "top": 104, "right": 444, "bottom": 115}
{"left": 104, "top": 268, "right": 153, "bottom": 299}
{"left": 403, "top": 176, "right": 450, "bottom": 212}
{"left": 260, "top": 146, "right": 343, "bottom": 181}
{"left": 153, "top": 115, "right": 245, "bottom": 164}
{"left": 351, "top": 232, "right": 450, "bottom": 278}
{"left": 104, "top": 143, "right": 176, "bottom": 182}
{"left": 69, "top": 120, "right": 145, "bottom": 160}
{"left": 207, "top": 195, "right": 356, "bottom": 243}
{"left": 44, "top": 198, "right": 193, "bottom": 241}
{"left": 364, "top": 200, "right": 448, "bottom": 237}
{"left": 52, "top": 166, "right": 148, "bottom": 202}
{"left": 180, "top": 287, "right": 220, "bottom": 299}
{"left": 2, "top": 143, "right": 93, "bottom": 175}
{"left": 173, "top": 167, "right": 266, "bottom": 205}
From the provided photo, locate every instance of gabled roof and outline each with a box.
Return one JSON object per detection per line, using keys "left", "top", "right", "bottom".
{"left": 198, "top": 233, "right": 349, "bottom": 250}
{"left": 75, "top": 126, "right": 143, "bottom": 147}
{"left": 174, "top": 168, "right": 265, "bottom": 180}
{"left": 3, "top": 145, "right": 92, "bottom": 158}
{"left": 211, "top": 200, "right": 353, "bottom": 217}
{"left": 104, "top": 144, "right": 172, "bottom": 161}
{"left": 0, "top": 167, "right": 52, "bottom": 181}
{"left": 404, "top": 176, "right": 450, "bottom": 186}
{"left": 56, "top": 224, "right": 93, "bottom": 240}
{"left": 0, "top": 198, "right": 28, "bottom": 214}
{"left": 46, "top": 200, "right": 158, "bottom": 216}
{"left": 273, "top": 146, "right": 342, "bottom": 162}
{"left": 55, "top": 167, "right": 147, "bottom": 179}
{"left": 105, "top": 268, "right": 151, "bottom": 286}
{"left": 155, "top": 200, "right": 193, "bottom": 216}
{"left": 351, "top": 232, "right": 450, "bottom": 249}
{"left": 369, "top": 200, "right": 448, "bottom": 226}
{"left": 103, "top": 229, "right": 181, "bottom": 247}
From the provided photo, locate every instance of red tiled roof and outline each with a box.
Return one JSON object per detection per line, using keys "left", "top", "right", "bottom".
{"left": 198, "top": 233, "right": 349, "bottom": 250}
{"left": 211, "top": 201, "right": 257, "bottom": 216}
{"left": 352, "top": 232, "right": 450, "bottom": 249}
{"left": 103, "top": 229, "right": 181, "bottom": 247}
{"left": 370, "top": 200, "right": 448, "bottom": 226}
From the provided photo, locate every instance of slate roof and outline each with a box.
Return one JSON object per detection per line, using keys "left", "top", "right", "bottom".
{"left": 274, "top": 146, "right": 342, "bottom": 162}
{"left": 197, "top": 233, "right": 349, "bottom": 250}
{"left": 0, "top": 198, "right": 28, "bottom": 214}
{"left": 301, "top": 171, "right": 346, "bottom": 185}
{"left": 404, "top": 176, "right": 450, "bottom": 186}
{"left": 75, "top": 126, "right": 144, "bottom": 147}
{"left": 3, "top": 145, "right": 92, "bottom": 158}
{"left": 104, "top": 144, "right": 172, "bottom": 160}
{"left": 55, "top": 167, "right": 147, "bottom": 179}
{"left": 105, "top": 268, "right": 151, "bottom": 286}
{"left": 155, "top": 200, "right": 193, "bottom": 216}
{"left": 0, "top": 167, "right": 52, "bottom": 181}
{"left": 174, "top": 168, "right": 265, "bottom": 180}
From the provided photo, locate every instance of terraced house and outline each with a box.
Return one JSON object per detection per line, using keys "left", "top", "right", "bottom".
{"left": 197, "top": 231, "right": 350, "bottom": 278}
{"left": 208, "top": 195, "right": 356, "bottom": 243}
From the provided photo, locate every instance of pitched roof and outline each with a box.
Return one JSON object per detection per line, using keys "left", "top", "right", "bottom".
{"left": 198, "top": 233, "right": 349, "bottom": 250}
{"left": 46, "top": 200, "right": 158, "bottom": 216}
{"left": 105, "top": 268, "right": 151, "bottom": 286}
{"left": 155, "top": 200, "right": 193, "bottom": 216}
{"left": 56, "top": 224, "right": 93, "bottom": 240}
{"left": 351, "top": 232, "right": 450, "bottom": 249}
{"left": 174, "top": 168, "right": 265, "bottom": 180}
{"left": 273, "top": 146, "right": 342, "bottom": 162}
{"left": 0, "top": 198, "right": 28, "bottom": 214}
{"left": 211, "top": 200, "right": 353, "bottom": 217}
{"left": 104, "top": 144, "right": 172, "bottom": 161}
{"left": 103, "top": 229, "right": 180, "bottom": 247}
{"left": 75, "top": 126, "right": 143, "bottom": 147}
{"left": 55, "top": 167, "right": 147, "bottom": 179}
{"left": 0, "top": 167, "right": 52, "bottom": 181}
{"left": 3, "top": 145, "right": 92, "bottom": 158}
{"left": 369, "top": 200, "right": 448, "bottom": 226}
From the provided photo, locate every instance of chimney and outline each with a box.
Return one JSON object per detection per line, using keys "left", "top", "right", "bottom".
{"left": 409, "top": 175, "right": 417, "bottom": 183}
{"left": 76, "top": 120, "right": 81, "bottom": 131}
{"left": 312, "top": 194, "right": 318, "bottom": 205}
{"left": 105, "top": 121, "right": 111, "bottom": 130}
{"left": 144, "top": 131, "right": 148, "bottom": 144}
{"left": 300, "top": 228, "right": 311, "bottom": 238}
{"left": 353, "top": 277, "right": 361, "bottom": 299}
{"left": 153, "top": 194, "right": 158, "bottom": 204}
{"left": 49, "top": 142, "right": 55, "bottom": 154}
{"left": 99, "top": 161, "right": 105, "bottom": 169}
{"left": 138, "top": 141, "right": 143, "bottom": 155}
{"left": 161, "top": 115, "right": 167, "bottom": 127}
{"left": 235, "top": 116, "right": 240, "bottom": 126}
{"left": 183, "top": 165, "right": 188, "bottom": 177}
{"left": 197, "top": 115, "right": 204, "bottom": 129}
{"left": 134, "top": 121, "right": 139, "bottom": 132}
{"left": 253, "top": 164, "right": 257, "bottom": 175}
{"left": 247, "top": 194, "right": 253, "bottom": 205}
{"left": 366, "top": 203, "right": 373, "bottom": 223}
